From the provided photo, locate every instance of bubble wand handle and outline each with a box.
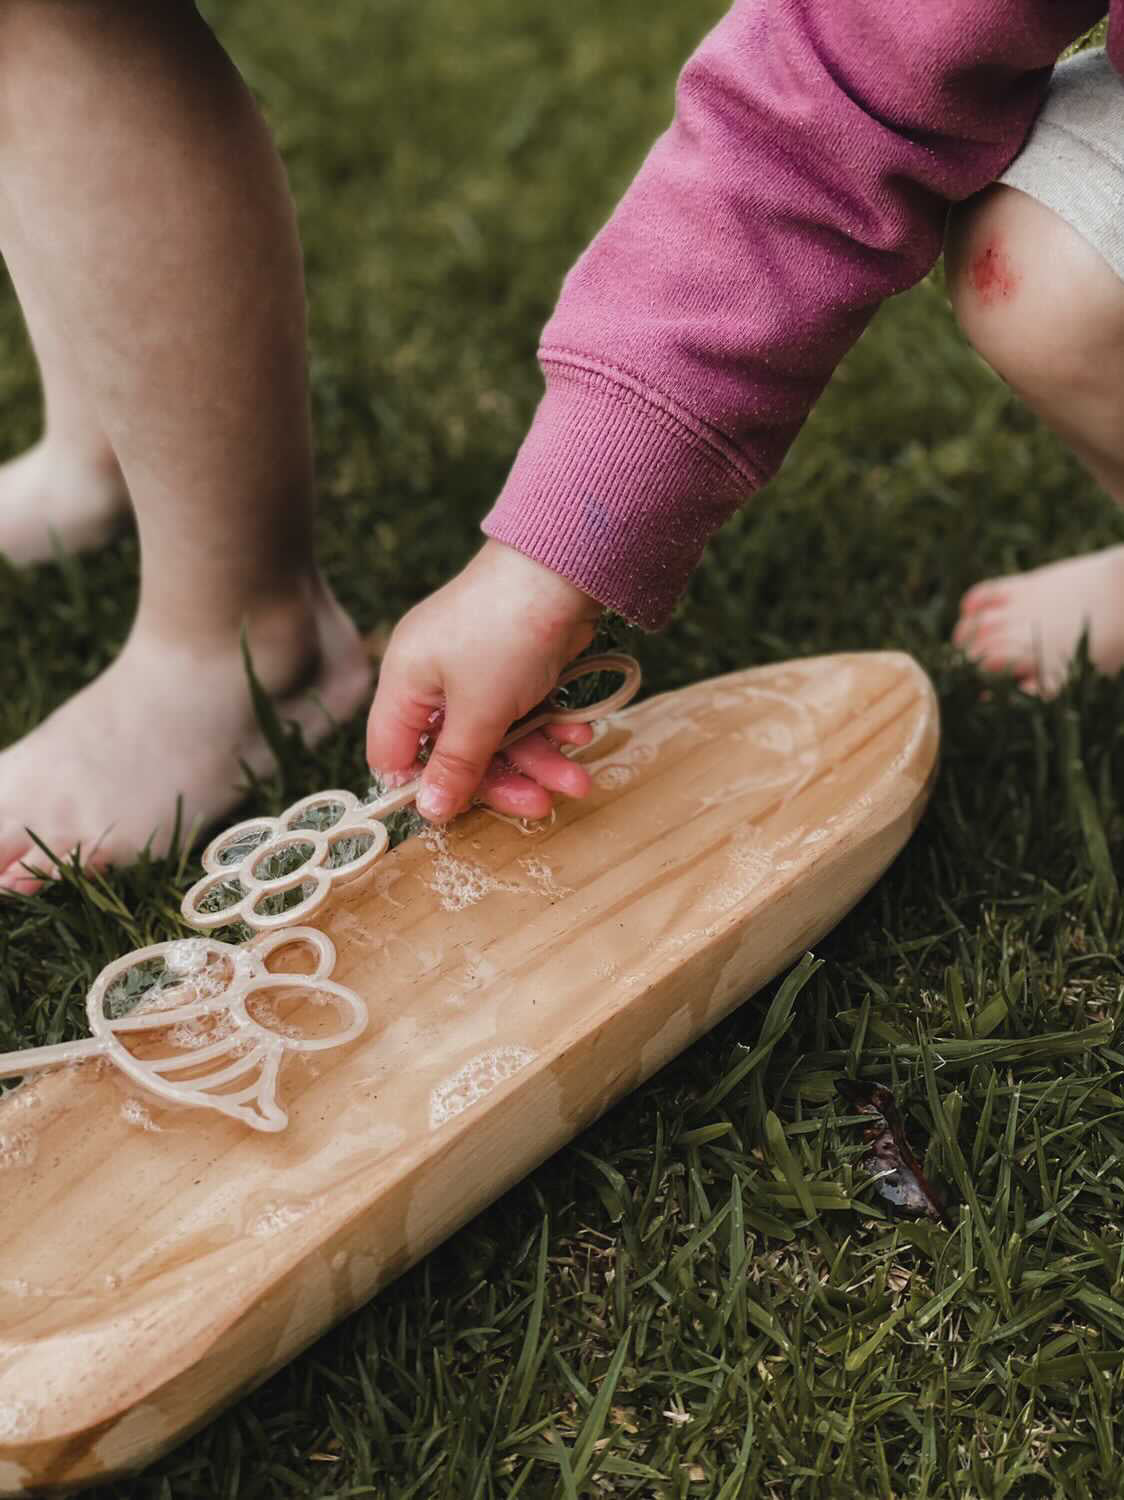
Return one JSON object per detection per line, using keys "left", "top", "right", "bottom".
{"left": 365, "top": 652, "right": 643, "bottom": 820}
{"left": 0, "top": 1036, "right": 106, "bottom": 1082}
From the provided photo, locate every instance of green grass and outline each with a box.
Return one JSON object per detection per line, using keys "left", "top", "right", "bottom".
{"left": 2, "top": 2, "right": 1124, "bottom": 1495}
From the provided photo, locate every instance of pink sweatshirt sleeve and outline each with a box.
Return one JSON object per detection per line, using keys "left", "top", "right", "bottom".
{"left": 482, "top": 0, "right": 1107, "bottom": 628}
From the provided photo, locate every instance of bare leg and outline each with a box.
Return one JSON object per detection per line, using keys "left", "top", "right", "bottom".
{"left": 0, "top": 1, "right": 370, "bottom": 892}
{"left": 947, "top": 184, "right": 1124, "bottom": 696}
{"left": 0, "top": 217, "right": 128, "bottom": 563}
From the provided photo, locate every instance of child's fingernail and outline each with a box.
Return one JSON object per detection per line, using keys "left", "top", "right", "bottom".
{"left": 378, "top": 769, "right": 414, "bottom": 789}
{"left": 416, "top": 784, "right": 453, "bottom": 821}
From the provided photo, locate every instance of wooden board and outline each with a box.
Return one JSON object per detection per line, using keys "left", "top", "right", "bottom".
{"left": 0, "top": 651, "right": 938, "bottom": 1495}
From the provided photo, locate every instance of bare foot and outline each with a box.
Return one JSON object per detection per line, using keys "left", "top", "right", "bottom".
{"left": 0, "top": 439, "right": 129, "bottom": 565}
{"left": 953, "top": 544, "right": 1124, "bottom": 696}
{"left": 0, "top": 579, "right": 372, "bottom": 892}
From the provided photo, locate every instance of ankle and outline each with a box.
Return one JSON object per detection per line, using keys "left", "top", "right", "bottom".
{"left": 133, "top": 570, "right": 359, "bottom": 697}
{"left": 240, "top": 577, "right": 329, "bottom": 694}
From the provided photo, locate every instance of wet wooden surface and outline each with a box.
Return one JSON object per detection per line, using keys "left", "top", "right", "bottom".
{"left": 0, "top": 652, "right": 939, "bottom": 1494}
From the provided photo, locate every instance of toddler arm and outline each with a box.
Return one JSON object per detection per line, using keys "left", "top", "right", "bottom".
{"left": 482, "top": 0, "right": 1105, "bottom": 628}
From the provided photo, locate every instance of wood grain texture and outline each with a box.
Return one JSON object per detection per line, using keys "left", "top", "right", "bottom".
{"left": 0, "top": 651, "right": 939, "bottom": 1494}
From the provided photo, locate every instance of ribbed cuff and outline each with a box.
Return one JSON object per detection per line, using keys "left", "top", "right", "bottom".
{"left": 481, "top": 355, "right": 759, "bottom": 630}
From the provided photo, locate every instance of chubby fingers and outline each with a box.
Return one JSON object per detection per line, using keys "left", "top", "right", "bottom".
{"left": 368, "top": 642, "right": 599, "bottom": 823}
{"left": 412, "top": 723, "right": 596, "bottom": 824}
{"left": 433, "top": 722, "right": 595, "bottom": 820}
{"left": 476, "top": 757, "right": 553, "bottom": 820}
{"left": 502, "top": 728, "right": 592, "bottom": 798}
{"left": 414, "top": 696, "right": 513, "bottom": 822}
{"left": 474, "top": 732, "right": 593, "bottom": 819}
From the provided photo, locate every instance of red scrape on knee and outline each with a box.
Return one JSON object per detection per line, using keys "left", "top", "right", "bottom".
{"left": 968, "top": 238, "right": 1018, "bottom": 306}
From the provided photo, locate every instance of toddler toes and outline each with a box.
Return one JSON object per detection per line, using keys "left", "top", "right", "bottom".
{"left": 0, "top": 826, "right": 29, "bottom": 876}
{"left": 0, "top": 848, "right": 42, "bottom": 895}
{"left": 953, "top": 607, "right": 996, "bottom": 648}
{"left": 958, "top": 581, "right": 1007, "bottom": 616}
{"left": 977, "top": 640, "right": 1034, "bottom": 677}
{"left": 0, "top": 835, "right": 85, "bottom": 894}
{"left": 954, "top": 610, "right": 1003, "bottom": 654}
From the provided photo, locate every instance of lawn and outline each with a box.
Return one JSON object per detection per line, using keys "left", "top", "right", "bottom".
{"left": 3, "top": 2, "right": 1124, "bottom": 1496}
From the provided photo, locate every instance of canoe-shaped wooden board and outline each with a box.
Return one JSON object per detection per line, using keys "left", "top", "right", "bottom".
{"left": 0, "top": 651, "right": 938, "bottom": 1495}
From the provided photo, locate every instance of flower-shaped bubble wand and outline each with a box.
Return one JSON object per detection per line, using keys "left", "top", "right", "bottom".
{"left": 180, "top": 652, "right": 642, "bottom": 936}
{"left": 0, "top": 929, "right": 366, "bottom": 1132}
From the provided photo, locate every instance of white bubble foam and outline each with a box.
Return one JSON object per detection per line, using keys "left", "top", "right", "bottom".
{"left": 165, "top": 939, "right": 211, "bottom": 975}
{"left": 519, "top": 856, "right": 573, "bottom": 901}
{"left": 429, "top": 1045, "right": 536, "bottom": 1128}
{"left": 421, "top": 828, "right": 523, "bottom": 912}
{"left": 0, "top": 1130, "right": 37, "bottom": 1171}
{"left": 166, "top": 1012, "right": 237, "bottom": 1051}
{"left": 707, "top": 829, "right": 792, "bottom": 915}
{"left": 0, "top": 1082, "right": 39, "bottom": 1113}
{"left": 251, "top": 1200, "right": 312, "bottom": 1237}
{"left": 594, "top": 763, "right": 633, "bottom": 790}
{"left": 121, "top": 1097, "right": 162, "bottom": 1133}
{"left": 0, "top": 1402, "right": 34, "bottom": 1440}
{"left": 245, "top": 999, "right": 302, "bottom": 1040}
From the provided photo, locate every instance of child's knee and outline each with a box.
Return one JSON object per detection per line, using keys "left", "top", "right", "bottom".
{"left": 946, "top": 184, "right": 1124, "bottom": 405}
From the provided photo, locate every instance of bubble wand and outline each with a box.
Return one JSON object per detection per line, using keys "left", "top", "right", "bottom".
{"left": 0, "top": 929, "right": 365, "bottom": 1132}
{"left": 0, "top": 654, "right": 642, "bottom": 1131}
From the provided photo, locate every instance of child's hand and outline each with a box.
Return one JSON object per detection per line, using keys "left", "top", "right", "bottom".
{"left": 367, "top": 540, "right": 603, "bottom": 822}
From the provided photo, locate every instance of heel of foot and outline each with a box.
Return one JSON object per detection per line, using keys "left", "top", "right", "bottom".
{"left": 0, "top": 442, "right": 130, "bottom": 566}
